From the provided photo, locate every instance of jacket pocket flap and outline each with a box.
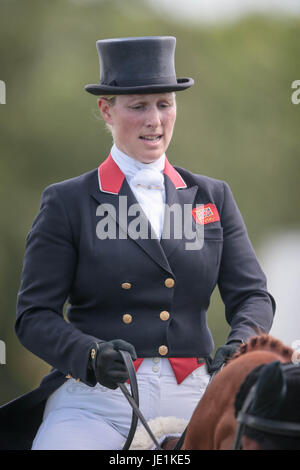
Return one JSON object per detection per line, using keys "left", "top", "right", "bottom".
{"left": 203, "top": 227, "right": 223, "bottom": 241}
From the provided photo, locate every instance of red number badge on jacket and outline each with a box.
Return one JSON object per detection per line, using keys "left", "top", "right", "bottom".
{"left": 192, "top": 203, "right": 220, "bottom": 225}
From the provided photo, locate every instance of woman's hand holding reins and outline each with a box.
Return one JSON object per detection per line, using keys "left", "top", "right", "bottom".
{"left": 209, "top": 340, "right": 242, "bottom": 375}
{"left": 90, "top": 339, "right": 137, "bottom": 390}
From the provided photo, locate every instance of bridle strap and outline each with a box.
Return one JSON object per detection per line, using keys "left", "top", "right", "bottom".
{"left": 172, "top": 427, "right": 187, "bottom": 450}
{"left": 237, "top": 413, "right": 300, "bottom": 437}
{"left": 118, "top": 350, "right": 162, "bottom": 450}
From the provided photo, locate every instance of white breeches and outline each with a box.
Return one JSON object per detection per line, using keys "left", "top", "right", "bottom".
{"left": 32, "top": 358, "right": 210, "bottom": 450}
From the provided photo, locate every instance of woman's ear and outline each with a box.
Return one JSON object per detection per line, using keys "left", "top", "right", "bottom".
{"left": 97, "top": 98, "right": 113, "bottom": 125}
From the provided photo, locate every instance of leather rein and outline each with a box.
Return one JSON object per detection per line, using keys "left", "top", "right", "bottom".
{"left": 118, "top": 351, "right": 163, "bottom": 450}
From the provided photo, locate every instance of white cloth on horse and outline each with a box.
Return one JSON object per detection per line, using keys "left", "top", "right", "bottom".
{"left": 111, "top": 144, "right": 166, "bottom": 239}
{"left": 129, "top": 416, "right": 188, "bottom": 450}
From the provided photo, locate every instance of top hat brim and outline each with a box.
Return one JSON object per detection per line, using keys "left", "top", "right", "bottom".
{"left": 84, "top": 77, "right": 194, "bottom": 95}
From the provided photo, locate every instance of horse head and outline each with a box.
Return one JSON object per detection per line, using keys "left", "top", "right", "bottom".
{"left": 234, "top": 360, "right": 300, "bottom": 450}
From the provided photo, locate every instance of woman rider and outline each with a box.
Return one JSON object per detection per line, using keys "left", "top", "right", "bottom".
{"left": 0, "top": 36, "right": 275, "bottom": 450}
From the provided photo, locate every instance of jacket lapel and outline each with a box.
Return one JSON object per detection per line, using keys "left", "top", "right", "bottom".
{"left": 161, "top": 174, "right": 199, "bottom": 259}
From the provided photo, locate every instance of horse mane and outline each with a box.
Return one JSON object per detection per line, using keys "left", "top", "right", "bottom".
{"left": 228, "top": 334, "right": 294, "bottom": 364}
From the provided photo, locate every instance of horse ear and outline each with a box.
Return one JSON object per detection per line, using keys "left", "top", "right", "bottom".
{"left": 249, "top": 361, "right": 287, "bottom": 418}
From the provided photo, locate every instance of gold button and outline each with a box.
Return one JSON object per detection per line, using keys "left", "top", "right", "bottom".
{"left": 122, "top": 282, "right": 132, "bottom": 290}
{"left": 90, "top": 348, "right": 96, "bottom": 360}
{"left": 160, "top": 310, "right": 170, "bottom": 321}
{"left": 123, "top": 314, "right": 133, "bottom": 324}
{"left": 65, "top": 374, "right": 72, "bottom": 379}
{"left": 158, "top": 345, "right": 168, "bottom": 356}
{"left": 165, "top": 278, "right": 175, "bottom": 288}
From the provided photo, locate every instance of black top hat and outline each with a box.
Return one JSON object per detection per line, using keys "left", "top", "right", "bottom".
{"left": 85, "top": 36, "right": 194, "bottom": 95}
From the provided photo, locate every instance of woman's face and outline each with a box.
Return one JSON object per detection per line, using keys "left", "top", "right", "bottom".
{"left": 98, "top": 93, "right": 177, "bottom": 163}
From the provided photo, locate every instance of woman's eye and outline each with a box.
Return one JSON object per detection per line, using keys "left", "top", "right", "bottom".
{"left": 129, "top": 104, "right": 144, "bottom": 110}
{"left": 128, "top": 102, "right": 171, "bottom": 110}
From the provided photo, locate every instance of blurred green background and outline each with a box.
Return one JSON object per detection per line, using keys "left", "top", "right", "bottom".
{"left": 0, "top": 0, "right": 299, "bottom": 404}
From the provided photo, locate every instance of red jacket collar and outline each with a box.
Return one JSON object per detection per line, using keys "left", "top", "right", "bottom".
{"left": 98, "top": 153, "right": 187, "bottom": 194}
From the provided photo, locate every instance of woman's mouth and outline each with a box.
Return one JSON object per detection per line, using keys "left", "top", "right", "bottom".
{"left": 139, "top": 135, "right": 163, "bottom": 144}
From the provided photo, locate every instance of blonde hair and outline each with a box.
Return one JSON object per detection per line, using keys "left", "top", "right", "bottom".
{"left": 98, "top": 95, "right": 116, "bottom": 104}
{"left": 97, "top": 95, "right": 117, "bottom": 134}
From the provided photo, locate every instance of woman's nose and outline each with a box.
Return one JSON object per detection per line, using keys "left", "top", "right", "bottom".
{"left": 145, "top": 106, "right": 161, "bottom": 127}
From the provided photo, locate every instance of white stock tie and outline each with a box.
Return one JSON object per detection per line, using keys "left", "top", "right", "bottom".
{"left": 130, "top": 169, "right": 165, "bottom": 239}
{"left": 131, "top": 168, "right": 164, "bottom": 191}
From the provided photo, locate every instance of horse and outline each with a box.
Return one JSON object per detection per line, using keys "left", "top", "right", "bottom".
{"left": 180, "top": 334, "right": 294, "bottom": 450}
{"left": 129, "top": 334, "right": 295, "bottom": 450}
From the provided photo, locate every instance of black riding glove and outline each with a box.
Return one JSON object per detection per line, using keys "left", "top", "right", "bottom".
{"left": 209, "top": 340, "right": 242, "bottom": 375}
{"left": 90, "top": 339, "right": 137, "bottom": 390}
